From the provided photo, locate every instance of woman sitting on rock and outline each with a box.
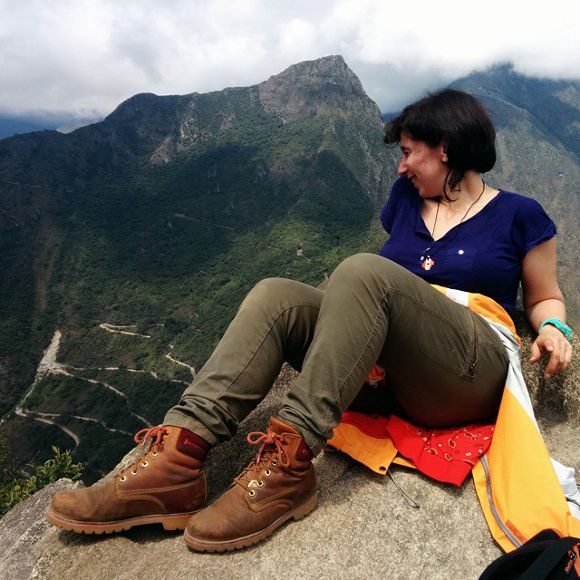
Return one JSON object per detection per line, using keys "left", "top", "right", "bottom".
{"left": 47, "top": 89, "right": 575, "bottom": 552}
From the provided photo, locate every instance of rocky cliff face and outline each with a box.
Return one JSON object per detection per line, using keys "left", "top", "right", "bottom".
{"left": 258, "top": 55, "right": 392, "bottom": 208}
{"left": 259, "top": 55, "right": 370, "bottom": 120}
{"left": 147, "top": 56, "right": 389, "bottom": 204}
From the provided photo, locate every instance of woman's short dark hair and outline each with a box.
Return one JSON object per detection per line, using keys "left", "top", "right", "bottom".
{"left": 384, "top": 89, "right": 496, "bottom": 194}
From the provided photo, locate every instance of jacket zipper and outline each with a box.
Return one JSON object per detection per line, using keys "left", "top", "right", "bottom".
{"left": 481, "top": 455, "right": 522, "bottom": 548}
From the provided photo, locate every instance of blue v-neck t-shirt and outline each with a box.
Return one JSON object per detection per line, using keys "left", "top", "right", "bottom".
{"left": 378, "top": 176, "right": 557, "bottom": 317}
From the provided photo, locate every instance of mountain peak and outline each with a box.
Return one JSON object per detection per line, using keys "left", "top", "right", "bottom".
{"left": 105, "top": 92, "right": 188, "bottom": 125}
{"left": 264, "top": 55, "right": 363, "bottom": 91}
{"left": 259, "top": 55, "right": 369, "bottom": 122}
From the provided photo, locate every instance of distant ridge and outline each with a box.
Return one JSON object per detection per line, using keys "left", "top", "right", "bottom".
{"left": 451, "top": 62, "right": 580, "bottom": 160}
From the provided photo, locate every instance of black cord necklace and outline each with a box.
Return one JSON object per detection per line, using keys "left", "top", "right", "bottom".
{"left": 420, "top": 179, "right": 486, "bottom": 271}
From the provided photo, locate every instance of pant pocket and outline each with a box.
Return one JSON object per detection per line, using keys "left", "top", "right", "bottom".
{"left": 461, "top": 311, "right": 479, "bottom": 380}
{"left": 414, "top": 308, "right": 475, "bottom": 380}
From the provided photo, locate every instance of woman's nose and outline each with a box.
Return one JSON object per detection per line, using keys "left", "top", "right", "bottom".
{"left": 397, "top": 157, "right": 407, "bottom": 176}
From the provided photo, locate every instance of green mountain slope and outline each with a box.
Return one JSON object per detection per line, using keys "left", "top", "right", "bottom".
{"left": 0, "top": 58, "right": 578, "bottom": 481}
{"left": 452, "top": 64, "right": 580, "bottom": 161}
{"left": 0, "top": 56, "right": 392, "bottom": 480}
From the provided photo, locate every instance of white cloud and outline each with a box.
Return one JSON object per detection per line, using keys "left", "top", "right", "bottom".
{"left": 279, "top": 19, "right": 318, "bottom": 59}
{"left": 0, "top": 0, "right": 578, "bottom": 119}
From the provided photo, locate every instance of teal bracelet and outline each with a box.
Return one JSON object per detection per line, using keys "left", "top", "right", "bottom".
{"left": 539, "top": 318, "right": 572, "bottom": 340}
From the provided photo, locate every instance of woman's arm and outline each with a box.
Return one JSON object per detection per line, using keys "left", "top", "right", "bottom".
{"left": 521, "top": 237, "right": 572, "bottom": 378}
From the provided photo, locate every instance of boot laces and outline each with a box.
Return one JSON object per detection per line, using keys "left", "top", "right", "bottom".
{"left": 247, "top": 430, "right": 291, "bottom": 467}
{"left": 134, "top": 425, "right": 168, "bottom": 449}
{"left": 118, "top": 426, "right": 168, "bottom": 479}
{"left": 235, "top": 429, "right": 290, "bottom": 491}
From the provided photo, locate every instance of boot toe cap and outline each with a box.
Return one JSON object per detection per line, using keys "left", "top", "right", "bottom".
{"left": 50, "top": 489, "right": 87, "bottom": 520}
{"left": 50, "top": 487, "right": 102, "bottom": 522}
{"left": 185, "top": 510, "right": 220, "bottom": 541}
{"left": 186, "top": 506, "right": 251, "bottom": 543}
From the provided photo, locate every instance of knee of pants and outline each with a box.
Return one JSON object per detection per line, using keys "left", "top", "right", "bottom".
{"left": 238, "top": 277, "right": 298, "bottom": 315}
{"left": 330, "top": 253, "right": 400, "bottom": 288}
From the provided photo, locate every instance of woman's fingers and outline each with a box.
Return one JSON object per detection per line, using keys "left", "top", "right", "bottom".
{"left": 529, "top": 340, "right": 542, "bottom": 363}
{"left": 530, "top": 332, "right": 572, "bottom": 378}
{"left": 565, "top": 341, "right": 573, "bottom": 367}
{"left": 543, "top": 339, "right": 559, "bottom": 378}
{"left": 543, "top": 337, "right": 572, "bottom": 378}
{"left": 562, "top": 339, "right": 572, "bottom": 370}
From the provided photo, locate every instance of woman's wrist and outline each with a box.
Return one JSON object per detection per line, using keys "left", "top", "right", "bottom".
{"left": 539, "top": 318, "right": 572, "bottom": 340}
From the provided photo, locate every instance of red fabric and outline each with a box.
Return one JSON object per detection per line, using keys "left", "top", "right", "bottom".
{"left": 340, "top": 410, "right": 495, "bottom": 486}
{"left": 366, "top": 364, "right": 386, "bottom": 385}
{"left": 386, "top": 415, "right": 495, "bottom": 486}
{"left": 340, "top": 410, "right": 392, "bottom": 439}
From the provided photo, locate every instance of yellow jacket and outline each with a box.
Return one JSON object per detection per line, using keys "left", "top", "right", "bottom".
{"left": 328, "top": 286, "right": 580, "bottom": 551}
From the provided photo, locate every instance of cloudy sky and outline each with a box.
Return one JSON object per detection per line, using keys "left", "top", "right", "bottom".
{"left": 1, "top": 0, "right": 579, "bottom": 123}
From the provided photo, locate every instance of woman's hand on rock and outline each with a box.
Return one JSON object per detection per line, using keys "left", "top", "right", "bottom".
{"left": 530, "top": 325, "right": 573, "bottom": 378}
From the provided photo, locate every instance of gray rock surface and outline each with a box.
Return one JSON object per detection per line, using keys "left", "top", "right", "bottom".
{"left": 0, "top": 479, "right": 80, "bottom": 580}
{"left": 1, "top": 336, "right": 578, "bottom": 580}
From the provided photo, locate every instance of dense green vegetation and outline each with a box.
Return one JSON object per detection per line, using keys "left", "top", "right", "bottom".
{"left": 0, "top": 440, "right": 83, "bottom": 517}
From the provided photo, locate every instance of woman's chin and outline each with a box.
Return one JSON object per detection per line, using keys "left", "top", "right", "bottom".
{"left": 407, "top": 178, "right": 420, "bottom": 193}
{"left": 407, "top": 178, "right": 438, "bottom": 199}
{"left": 417, "top": 188, "right": 438, "bottom": 199}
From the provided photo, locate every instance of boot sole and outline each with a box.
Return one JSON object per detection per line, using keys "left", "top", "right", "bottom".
{"left": 183, "top": 491, "right": 318, "bottom": 552}
{"left": 46, "top": 507, "right": 200, "bottom": 534}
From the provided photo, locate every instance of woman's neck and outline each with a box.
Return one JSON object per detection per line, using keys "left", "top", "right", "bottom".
{"left": 437, "top": 171, "right": 489, "bottom": 214}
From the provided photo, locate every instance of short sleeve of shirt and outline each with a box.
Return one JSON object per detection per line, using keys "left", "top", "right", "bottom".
{"left": 380, "top": 177, "right": 405, "bottom": 234}
{"left": 511, "top": 196, "right": 557, "bottom": 257}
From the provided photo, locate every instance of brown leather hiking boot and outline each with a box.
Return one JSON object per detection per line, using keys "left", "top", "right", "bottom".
{"left": 184, "top": 417, "right": 318, "bottom": 552}
{"left": 46, "top": 425, "right": 209, "bottom": 534}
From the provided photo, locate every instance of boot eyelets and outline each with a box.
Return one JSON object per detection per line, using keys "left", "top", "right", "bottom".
{"left": 271, "top": 460, "right": 278, "bottom": 466}
{"left": 141, "top": 461, "right": 149, "bottom": 468}
{"left": 131, "top": 469, "right": 139, "bottom": 476}
{"left": 152, "top": 451, "right": 158, "bottom": 456}
{"left": 248, "top": 490, "right": 256, "bottom": 497}
{"left": 257, "top": 481, "right": 264, "bottom": 487}
{"left": 119, "top": 475, "right": 127, "bottom": 482}
{"left": 264, "top": 470, "right": 271, "bottom": 477}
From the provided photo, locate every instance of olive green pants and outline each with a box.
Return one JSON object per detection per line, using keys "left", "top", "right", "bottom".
{"left": 164, "top": 254, "right": 509, "bottom": 455}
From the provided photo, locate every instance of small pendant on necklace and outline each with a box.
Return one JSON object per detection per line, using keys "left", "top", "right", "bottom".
{"left": 421, "top": 256, "right": 435, "bottom": 271}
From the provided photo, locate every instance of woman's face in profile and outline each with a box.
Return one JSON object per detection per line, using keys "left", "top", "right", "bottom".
{"left": 397, "top": 134, "right": 447, "bottom": 199}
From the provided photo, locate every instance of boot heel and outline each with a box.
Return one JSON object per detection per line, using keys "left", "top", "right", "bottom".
{"left": 162, "top": 514, "right": 196, "bottom": 531}
{"left": 292, "top": 492, "right": 318, "bottom": 521}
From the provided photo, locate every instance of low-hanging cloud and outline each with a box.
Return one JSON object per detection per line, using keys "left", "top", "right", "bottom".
{"left": 0, "top": 0, "right": 578, "bottom": 120}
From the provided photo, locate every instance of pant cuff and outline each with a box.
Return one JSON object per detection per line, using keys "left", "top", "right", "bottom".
{"left": 277, "top": 412, "right": 325, "bottom": 457}
{"left": 163, "top": 409, "right": 219, "bottom": 447}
